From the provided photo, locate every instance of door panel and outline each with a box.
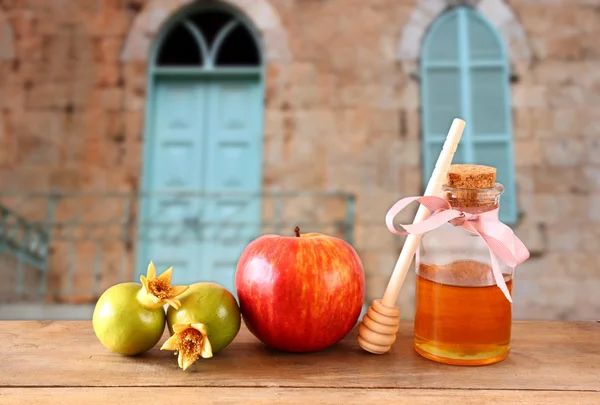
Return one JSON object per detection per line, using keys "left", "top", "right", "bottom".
{"left": 138, "top": 76, "right": 263, "bottom": 292}
{"left": 138, "top": 78, "right": 207, "bottom": 286}
{"left": 201, "top": 79, "right": 263, "bottom": 293}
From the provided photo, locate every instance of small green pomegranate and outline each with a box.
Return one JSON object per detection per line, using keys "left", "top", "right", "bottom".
{"left": 162, "top": 282, "right": 241, "bottom": 370}
{"left": 93, "top": 262, "right": 188, "bottom": 356}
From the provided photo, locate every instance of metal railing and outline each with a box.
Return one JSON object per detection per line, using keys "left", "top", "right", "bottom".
{"left": 0, "top": 190, "right": 355, "bottom": 303}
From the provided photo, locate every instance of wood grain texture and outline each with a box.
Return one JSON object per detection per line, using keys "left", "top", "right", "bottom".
{"left": 0, "top": 321, "right": 599, "bottom": 392}
{"left": 1, "top": 388, "right": 599, "bottom": 405}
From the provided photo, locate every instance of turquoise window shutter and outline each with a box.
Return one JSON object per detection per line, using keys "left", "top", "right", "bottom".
{"left": 420, "top": 7, "right": 517, "bottom": 224}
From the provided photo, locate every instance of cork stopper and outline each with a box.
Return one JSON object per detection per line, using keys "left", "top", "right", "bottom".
{"left": 442, "top": 164, "right": 501, "bottom": 212}
{"left": 445, "top": 164, "right": 496, "bottom": 189}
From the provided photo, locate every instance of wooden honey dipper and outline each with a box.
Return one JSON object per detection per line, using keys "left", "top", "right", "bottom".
{"left": 357, "top": 118, "right": 466, "bottom": 354}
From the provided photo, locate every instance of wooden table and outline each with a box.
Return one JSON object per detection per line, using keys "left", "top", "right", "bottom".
{"left": 1, "top": 321, "right": 599, "bottom": 404}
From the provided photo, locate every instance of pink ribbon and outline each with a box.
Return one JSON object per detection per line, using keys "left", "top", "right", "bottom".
{"left": 385, "top": 196, "right": 530, "bottom": 303}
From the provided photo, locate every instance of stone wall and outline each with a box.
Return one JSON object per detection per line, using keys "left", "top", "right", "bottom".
{"left": 0, "top": 0, "right": 598, "bottom": 320}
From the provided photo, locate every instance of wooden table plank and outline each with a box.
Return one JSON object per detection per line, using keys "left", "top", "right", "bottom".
{"left": 1, "top": 321, "right": 599, "bottom": 391}
{"left": 1, "top": 388, "right": 600, "bottom": 405}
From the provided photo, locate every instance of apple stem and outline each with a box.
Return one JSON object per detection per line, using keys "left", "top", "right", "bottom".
{"left": 294, "top": 226, "right": 300, "bottom": 237}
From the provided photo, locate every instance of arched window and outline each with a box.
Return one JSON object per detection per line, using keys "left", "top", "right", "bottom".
{"left": 154, "top": 8, "right": 261, "bottom": 69}
{"left": 420, "top": 6, "right": 517, "bottom": 224}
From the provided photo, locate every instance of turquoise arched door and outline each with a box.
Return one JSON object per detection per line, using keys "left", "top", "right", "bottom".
{"left": 136, "top": 4, "right": 265, "bottom": 292}
{"left": 420, "top": 7, "right": 517, "bottom": 224}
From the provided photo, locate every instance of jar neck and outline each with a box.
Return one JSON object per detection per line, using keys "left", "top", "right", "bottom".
{"left": 441, "top": 183, "right": 504, "bottom": 214}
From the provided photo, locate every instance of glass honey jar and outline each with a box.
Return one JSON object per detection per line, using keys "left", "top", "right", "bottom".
{"left": 413, "top": 164, "right": 527, "bottom": 366}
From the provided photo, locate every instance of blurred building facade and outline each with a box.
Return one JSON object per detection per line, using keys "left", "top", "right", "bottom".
{"left": 0, "top": 0, "right": 597, "bottom": 320}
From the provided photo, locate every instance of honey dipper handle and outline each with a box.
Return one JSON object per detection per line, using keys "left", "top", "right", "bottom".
{"left": 381, "top": 118, "right": 465, "bottom": 307}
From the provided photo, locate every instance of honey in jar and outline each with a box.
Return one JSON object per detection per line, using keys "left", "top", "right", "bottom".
{"left": 414, "top": 164, "right": 518, "bottom": 366}
{"left": 414, "top": 261, "right": 513, "bottom": 365}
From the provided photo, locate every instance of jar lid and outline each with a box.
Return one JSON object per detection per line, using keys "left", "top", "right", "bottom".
{"left": 444, "top": 164, "right": 496, "bottom": 189}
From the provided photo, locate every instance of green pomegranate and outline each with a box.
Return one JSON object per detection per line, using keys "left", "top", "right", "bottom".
{"left": 92, "top": 262, "right": 188, "bottom": 356}
{"left": 162, "top": 282, "right": 241, "bottom": 370}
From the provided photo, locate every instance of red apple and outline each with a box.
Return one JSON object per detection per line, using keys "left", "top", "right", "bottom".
{"left": 235, "top": 226, "right": 365, "bottom": 352}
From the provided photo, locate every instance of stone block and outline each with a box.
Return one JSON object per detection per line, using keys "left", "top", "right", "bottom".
{"left": 124, "top": 110, "right": 143, "bottom": 141}
{"left": 288, "top": 62, "right": 317, "bottom": 85}
{"left": 374, "top": 138, "right": 405, "bottom": 191}
{"left": 0, "top": 73, "right": 24, "bottom": 110}
{"left": 572, "top": 279, "right": 600, "bottom": 320}
{"left": 369, "top": 109, "right": 401, "bottom": 136}
{"left": 404, "top": 108, "right": 420, "bottom": 140}
{"left": 49, "top": 167, "right": 82, "bottom": 190}
{"left": 287, "top": 83, "right": 325, "bottom": 110}
{"left": 94, "top": 38, "right": 123, "bottom": 63}
{"left": 294, "top": 109, "right": 337, "bottom": 141}
{"left": 338, "top": 85, "right": 364, "bottom": 108}
{"left": 26, "top": 83, "right": 70, "bottom": 109}
{"left": 548, "top": 108, "right": 586, "bottom": 138}
{"left": 0, "top": 18, "right": 15, "bottom": 61}
{"left": 274, "top": 147, "right": 326, "bottom": 190}
{"left": 580, "top": 225, "right": 600, "bottom": 253}
{"left": 22, "top": 110, "right": 65, "bottom": 140}
{"left": 263, "top": 110, "right": 286, "bottom": 166}
{"left": 336, "top": 107, "right": 369, "bottom": 139}
{"left": 400, "top": 81, "right": 419, "bottom": 110}
{"left": 533, "top": 61, "right": 576, "bottom": 85}
{"left": 585, "top": 137, "right": 600, "bottom": 165}
{"left": 547, "top": 85, "right": 586, "bottom": 107}
{"left": 72, "top": 70, "right": 97, "bottom": 110}
{"left": 72, "top": 31, "right": 95, "bottom": 61}
{"left": 541, "top": 138, "right": 585, "bottom": 167}
{"left": 589, "top": 194, "right": 600, "bottom": 222}
{"left": 123, "top": 60, "right": 146, "bottom": 90}
{"left": 515, "top": 167, "right": 535, "bottom": 193}
{"left": 532, "top": 166, "right": 586, "bottom": 194}
{"left": 123, "top": 138, "right": 142, "bottom": 174}
{"left": 577, "top": 62, "right": 600, "bottom": 87}
{"left": 514, "top": 139, "right": 542, "bottom": 167}
{"left": 545, "top": 35, "right": 587, "bottom": 61}
{"left": 15, "top": 36, "right": 43, "bottom": 61}
{"left": 515, "top": 108, "right": 553, "bottom": 139}
{"left": 364, "top": 272, "right": 387, "bottom": 303}
{"left": 124, "top": 83, "right": 146, "bottom": 111}
{"left": 359, "top": 188, "right": 411, "bottom": 224}
{"left": 513, "top": 217, "right": 547, "bottom": 255}
{"left": 81, "top": 110, "right": 107, "bottom": 142}
{"left": 0, "top": 166, "right": 49, "bottom": 191}
{"left": 43, "top": 26, "right": 70, "bottom": 61}
{"left": 402, "top": 165, "right": 423, "bottom": 195}
{"left": 97, "top": 242, "right": 134, "bottom": 293}
{"left": 529, "top": 108, "right": 553, "bottom": 138}
{"left": 363, "top": 84, "right": 403, "bottom": 110}
{"left": 545, "top": 222, "right": 579, "bottom": 253}
{"left": 106, "top": 111, "right": 124, "bottom": 139}
{"left": 585, "top": 166, "right": 600, "bottom": 191}
{"left": 9, "top": 10, "right": 37, "bottom": 39}
{"left": 88, "top": 8, "right": 131, "bottom": 37}
{"left": 531, "top": 193, "right": 588, "bottom": 225}
{"left": 90, "top": 87, "right": 123, "bottom": 111}
{"left": 512, "top": 108, "right": 533, "bottom": 140}
{"left": 582, "top": 107, "right": 600, "bottom": 138}
{"left": 400, "top": 140, "right": 421, "bottom": 168}
{"left": 356, "top": 224, "right": 402, "bottom": 254}
{"left": 512, "top": 84, "right": 547, "bottom": 108}
{"left": 95, "top": 63, "right": 121, "bottom": 87}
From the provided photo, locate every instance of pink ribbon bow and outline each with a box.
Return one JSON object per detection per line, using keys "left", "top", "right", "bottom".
{"left": 385, "top": 196, "right": 530, "bottom": 302}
